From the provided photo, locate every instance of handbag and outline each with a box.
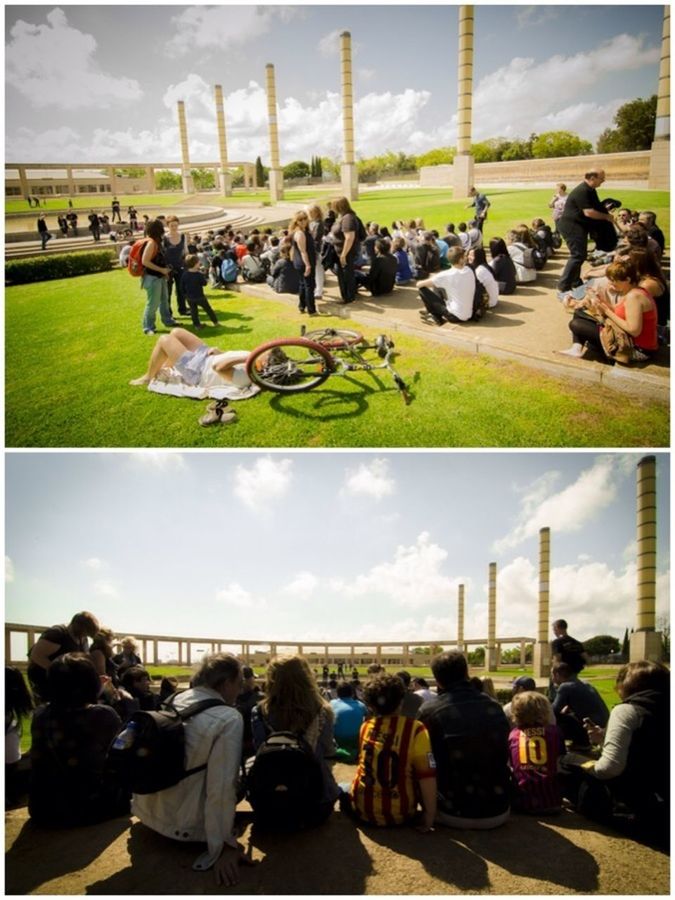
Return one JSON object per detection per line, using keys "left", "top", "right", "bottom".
{"left": 599, "top": 319, "right": 634, "bottom": 365}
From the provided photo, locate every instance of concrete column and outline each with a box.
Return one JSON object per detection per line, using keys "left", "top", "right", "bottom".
{"left": 214, "top": 84, "right": 233, "bottom": 196}
{"left": 520, "top": 641, "right": 526, "bottom": 666}
{"left": 18, "top": 166, "right": 30, "bottom": 199}
{"left": 533, "top": 527, "right": 552, "bottom": 677}
{"left": 649, "top": 6, "right": 670, "bottom": 188}
{"left": 486, "top": 562, "right": 498, "bottom": 670}
{"left": 340, "top": 31, "right": 359, "bottom": 200}
{"left": 631, "top": 456, "right": 663, "bottom": 661}
{"left": 108, "top": 166, "right": 118, "bottom": 196}
{"left": 178, "top": 641, "right": 183, "bottom": 666}
{"left": 265, "top": 64, "right": 284, "bottom": 202}
{"left": 177, "top": 101, "right": 194, "bottom": 193}
{"left": 145, "top": 167, "right": 155, "bottom": 194}
{"left": 66, "top": 166, "right": 76, "bottom": 197}
{"left": 153, "top": 640, "right": 159, "bottom": 666}
{"left": 5, "top": 627, "right": 11, "bottom": 664}
{"left": 453, "top": 6, "right": 475, "bottom": 199}
{"left": 457, "top": 583, "right": 465, "bottom": 650}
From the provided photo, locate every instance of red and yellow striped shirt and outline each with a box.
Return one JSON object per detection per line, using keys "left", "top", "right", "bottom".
{"left": 349, "top": 715, "right": 436, "bottom": 826}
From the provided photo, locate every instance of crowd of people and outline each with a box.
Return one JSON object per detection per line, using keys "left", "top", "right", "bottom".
{"left": 5, "top": 610, "right": 669, "bottom": 886}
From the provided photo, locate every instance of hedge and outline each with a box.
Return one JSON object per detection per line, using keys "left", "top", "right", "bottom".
{"left": 5, "top": 250, "right": 117, "bottom": 285}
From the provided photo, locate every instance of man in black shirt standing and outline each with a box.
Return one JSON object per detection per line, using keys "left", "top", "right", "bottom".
{"left": 556, "top": 169, "right": 616, "bottom": 296}
{"left": 551, "top": 619, "right": 587, "bottom": 674}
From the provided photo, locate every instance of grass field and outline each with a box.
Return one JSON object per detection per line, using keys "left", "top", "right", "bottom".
{"left": 6, "top": 268, "right": 669, "bottom": 448}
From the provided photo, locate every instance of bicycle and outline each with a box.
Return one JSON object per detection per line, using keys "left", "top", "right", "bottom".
{"left": 245, "top": 327, "right": 411, "bottom": 403}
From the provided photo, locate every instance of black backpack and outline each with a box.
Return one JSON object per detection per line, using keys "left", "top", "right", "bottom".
{"left": 471, "top": 273, "right": 489, "bottom": 321}
{"left": 355, "top": 216, "right": 367, "bottom": 243}
{"left": 107, "top": 694, "right": 225, "bottom": 794}
{"left": 246, "top": 731, "right": 324, "bottom": 831}
{"left": 532, "top": 247, "right": 547, "bottom": 270}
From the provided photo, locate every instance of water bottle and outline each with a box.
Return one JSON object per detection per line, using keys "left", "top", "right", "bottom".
{"left": 112, "top": 721, "right": 138, "bottom": 751}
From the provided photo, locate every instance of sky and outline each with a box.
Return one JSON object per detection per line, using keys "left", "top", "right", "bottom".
{"left": 5, "top": 452, "right": 670, "bottom": 659}
{"left": 5, "top": 4, "right": 664, "bottom": 165}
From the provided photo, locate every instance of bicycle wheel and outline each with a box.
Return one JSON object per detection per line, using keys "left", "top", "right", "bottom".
{"left": 245, "top": 338, "right": 335, "bottom": 393}
{"left": 302, "top": 327, "right": 364, "bottom": 349}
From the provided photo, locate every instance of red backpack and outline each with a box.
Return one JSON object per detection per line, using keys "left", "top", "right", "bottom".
{"left": 128, "top": 238, "right": 154, "bottom": 277}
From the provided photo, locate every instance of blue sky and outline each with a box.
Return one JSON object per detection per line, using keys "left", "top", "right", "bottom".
{"left": 5, "top": 4, "right": 664, "bottom": 163}
{"left": 5, "top": 452, "right": 669, "bottom": 657}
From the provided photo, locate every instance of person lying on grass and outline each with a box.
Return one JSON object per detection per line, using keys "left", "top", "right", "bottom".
{"left": 129, "top": 327, "right": 251, "bottom": 392}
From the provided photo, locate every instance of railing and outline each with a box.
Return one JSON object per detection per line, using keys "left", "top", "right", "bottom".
{"left": 6, "top": 623, "right": 534, "bottom": 669}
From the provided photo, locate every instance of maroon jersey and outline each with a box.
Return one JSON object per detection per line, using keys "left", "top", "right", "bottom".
{"left": 509, "top": 724, "right": 564, "bottom": 812}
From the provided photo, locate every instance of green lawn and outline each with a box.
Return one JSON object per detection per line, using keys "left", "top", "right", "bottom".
{"left": 6, "top": 268, "right": 668, "bottom": 448}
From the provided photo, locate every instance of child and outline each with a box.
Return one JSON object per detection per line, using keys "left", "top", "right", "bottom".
{"left": 509, "top": 691, "right": 565, "bottom": 814}
{"left": 179, "top": 254, "right": 219, "bottom": 329}
{"left": 344, "top": 673, "right": 436, "bottom": 831}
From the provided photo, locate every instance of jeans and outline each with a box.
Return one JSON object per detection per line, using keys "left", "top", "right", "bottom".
{"left": 419, "top": 286, "right": 463, "bottom": 324}
{"left": 168, "top": 268, "right": 188, "bottom": 315}
{"left": 141, "top": 275, "right": 173, "bottom": 331}
{"left": 297, "top": 269, "right": 316, "bottom": 313}
{"left": 558, "top": 223, "right": 588, "bottom": 292}
{"left": 40, "top": 232, "right": 51, "bottom": 250}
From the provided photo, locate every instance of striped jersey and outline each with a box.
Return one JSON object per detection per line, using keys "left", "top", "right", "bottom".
{"left": 349, "top": 714, "right": 436, "bottom": 826}
{"left": 509, "top": 724, "right": 564, "bottom": 812}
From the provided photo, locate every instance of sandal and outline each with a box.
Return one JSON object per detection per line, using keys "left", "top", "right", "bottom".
{"left": 199, "top": 399, "right": 236, "bottom": 427}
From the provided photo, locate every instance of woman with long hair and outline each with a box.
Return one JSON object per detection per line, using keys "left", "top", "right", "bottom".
{"left": 289, "top": 210, "right": 317, "bottom": 315}
{"left": 307, "top": 205, "right": 325, "bottom": 299}
{"left": 140, "top": 218, "right": 179, "bottom": 335}
{"left": 467, "top": 246, "right": 500, "bottom": 308}
{"left": 330, "top": 196, "right": 359, "bottom": 304}
{"left": 163, "top": 214, "right": 188, "bottom": 318}
{"left": 488, "top": 238, "right": 517, "bottom": 295}
{"left": 251, "top": 655, "right": 339, "bottom": 823}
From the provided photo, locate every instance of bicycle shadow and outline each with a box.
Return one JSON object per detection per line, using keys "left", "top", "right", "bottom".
{"left": 268, "top": 371, "right": 411, "bottom": 420}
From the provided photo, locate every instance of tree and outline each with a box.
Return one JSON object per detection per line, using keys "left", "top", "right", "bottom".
{"left": 621, "top": 628, "right": 630, "bottom": 659}
{"left": 467, "top": 646, "right": 485, "bottom": 666}
{"left": 283, "top": 160, "right": 310, "bottom": 179}
{"left": 583, "top": 635, "right": 621, "bottom": 656}
{"left": 657, "top": 613, "right": 670, "bottom": 661}
{"left": 596, "top": 95, "right": 657, "bottom": 153}
{"left": 155, "top": 170, "right": 182, "bottom": 190}
{"left": 501, "top": 136, "right": 535, "bottom": 161}
{"left": 320, "top": 156, "right": 340, "bottom": 180}
{"left": 114, "top": 166, "right": 146, "bottom": 178}
{"left": 531, "top": 131, "right": 593, "bottom": 158}
{"left": 190, "top": 167, "right": 215, "bottom": 190}
{"left": 255, "top": 156, "right": 265, "bottom": 186}
{"left": 231, "top": 167, "right": 245, "bottom": 188}
{"left": 415, "top": 147, "right": 456, "bottom": 167}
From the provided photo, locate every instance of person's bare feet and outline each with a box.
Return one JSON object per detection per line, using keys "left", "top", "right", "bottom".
{"left": 129, "top": 376, "right": 150, "bottom": 386}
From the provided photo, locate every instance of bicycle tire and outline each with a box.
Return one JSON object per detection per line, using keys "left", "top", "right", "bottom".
{"left": 245, "top": 338, "right": 335, "bottom": 394}
{"left": 302, "top": 327, "right": 364, "bottom": 349}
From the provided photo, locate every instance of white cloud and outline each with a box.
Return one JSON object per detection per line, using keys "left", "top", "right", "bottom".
{"left": 332, "top": 532, "right": 462, "bottom": 608}
{"left": 232, "top": 457, "right": 293, "bottom": 511}
{"left": 342, "top": 458, "right": 396, "bottom": 501}
{"left": 93, "top": 580, "right": 119, "bottom": 599}
{"left": 318, "top": 29, "right": 342, "bottom": 57}
{"left": 165, "top": 6, "right": 298, "bottom": 57}
{"left": 281, "top": 571, "right": 319, "bottom": 600}
{"left": 127, "top": 452, "right": 186, "bottom": 472}
{"left": 516, "top": 7, "right": 559, "bottom": 29}
{"left": 216, "top": 582, "right": 267, "bottom": 610}
{"left": 5, "top": 557, "right": 15, "bottom": 583}
{"left": 82, "top": 557, "right": 105, "bottom": 570}
{"left": 472, "top": 33, "right": 659, "bottom": 142}
{"left": 6, "top": 8, "right": 142, "bottom": 110}
{"left": 494, "top": 457, "right": 622, "bottom": 553}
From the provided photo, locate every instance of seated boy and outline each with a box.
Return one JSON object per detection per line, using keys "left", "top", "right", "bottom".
{"left": 509, "top": 691, "right": 565, "bottom": 815}
{"left": 342, "top": 673, "right": 436, "bottom": 831}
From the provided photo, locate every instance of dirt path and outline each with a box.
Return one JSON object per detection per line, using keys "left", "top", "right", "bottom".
{"left": 5, "top": 764, "right": 669, "bottom": 895}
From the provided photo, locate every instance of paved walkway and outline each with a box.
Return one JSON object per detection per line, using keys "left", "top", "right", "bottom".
{"left": 233, "top": 252, "right": 669, "bottom": 403}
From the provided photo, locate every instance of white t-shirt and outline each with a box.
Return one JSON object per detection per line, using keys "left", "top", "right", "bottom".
{"left": 430, "top": 266, "right": 476, "bottom": 321}
{"left": 476, "top": 264, "right": 499, "bottom": 308}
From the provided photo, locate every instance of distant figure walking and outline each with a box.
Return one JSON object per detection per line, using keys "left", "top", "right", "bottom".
{"left": 466, "top": 187, "right": 490, "bottom": 232}
{"left": 111, "top": 197, "right": 122, "bottom": 223}
{"left": 37, "top": 214, "right": 51, "bottom": 251}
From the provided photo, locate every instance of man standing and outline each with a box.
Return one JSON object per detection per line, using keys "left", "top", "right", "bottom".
{"left": 27, "top": 611, "right": 100, "bottom": 700}
{"left": 466, "top": 187, "right": 490, "bottom": 231}
{"left": 551, "top": 619, "right": 587, "bottom": 674}
{"left": 420, "top": 650, "right": 510, "bottom": 829}
{"left": 88, "top": 210, "right": 101, "bottom": 242}
{"left": 111, "top": 196, "right": 122, "bottom": 223}
{"left": 37, "top": 213, "right": 51, "bottom": 251}
{"left": 132, "top": 653, "right": 255, "bottom": 887}
{"left": 556, "top": 169, "right": 616, "bottom": 297}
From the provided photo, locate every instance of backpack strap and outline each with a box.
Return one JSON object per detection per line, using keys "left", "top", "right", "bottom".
{"left": 168, "top": 696, "right": 228, "bottom": 780}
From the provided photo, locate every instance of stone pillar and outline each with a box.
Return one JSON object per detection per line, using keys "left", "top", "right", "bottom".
{"left": 153, "top": 639, "right": 159, "bottom": 666}
{"left": 18, "top": 166, "right": 29, "bottom": 199}
{"left": 177, "top": 101, "right": 194, "bottom": 194}
{"left": 340, "top": 31, "right": 358, "bottom": 201}
{"left": 265, "top": 64, "right": 284, "bottom": 202}
{"left": 178, "top": 641, "right": 183, "bottom": 665}
{"left": 457, "top": 583, "right": 465, "bottom": 651}
{"left": 214, "top": 84, "right": 233, "bottom": 196}
{"left": 5, "top": 627, "right": 11, "bottom": 665}
{"left": 520, "top": 640, "right": 526, "bottom": 666}
{"left": 453, "top": 6, "right": 475, "bottom": 199}
{"left": 631, "top": 456, "right": 663, "bottom": 661}
{"left": 66, "top": 166, "right": 76, "bottom": 197}
{"left": 649, "top": 6, "right": 670, "bottom": 189}
{"left": 486, "top": 562, "right": 498, "bottom": 670}
{"left": 533, "top": 527, "right": 552, "bottom": 678}
{"left": 146, "top": 167, "right": 156, "bottom": 194}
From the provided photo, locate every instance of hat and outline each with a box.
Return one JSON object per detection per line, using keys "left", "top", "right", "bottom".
{"left": 242, "top": 666, "right": 256, "bottom": 679}
{"left": 512, "top": 676, "right": 536, "bottom": 691}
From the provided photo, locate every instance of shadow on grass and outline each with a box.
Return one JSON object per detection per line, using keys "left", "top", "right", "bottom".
{"left": 267, "top": 370, "right": 413, "bottom": 420}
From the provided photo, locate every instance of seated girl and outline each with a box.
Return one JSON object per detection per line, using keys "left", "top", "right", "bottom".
{"left": 488, "top": 238, "right": 517, "bottom": 295}
{"left": 558, "top": 259, "right": 658, "bottom": 362}
{"left": 509, "top": 691, "right": 565, "bottom": 815}
{"left": 129, "top": 328, "right": 259, "bottom": 400}
{"left": 506, "top": 230, "right": 537, "bottom": 284}
{"left": 343, "top": 673, "right": 436, "bottom": 832}
{"left": 29, "top": 653, "right": 129, "bottom": 826}
{"left": 467, "top": 247, "right": 500, "bottom": 308}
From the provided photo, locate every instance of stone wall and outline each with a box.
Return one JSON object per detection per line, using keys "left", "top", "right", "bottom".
{"left": 420, "top": 150, "right": 652, "bottom": 188}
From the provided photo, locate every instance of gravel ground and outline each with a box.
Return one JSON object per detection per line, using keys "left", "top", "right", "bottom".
{"left": 5, "top": 763, "right": 669, "bottom": 895}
